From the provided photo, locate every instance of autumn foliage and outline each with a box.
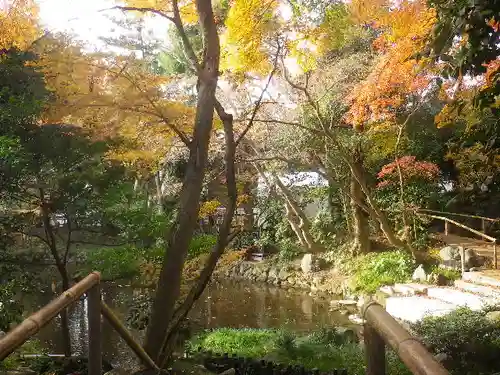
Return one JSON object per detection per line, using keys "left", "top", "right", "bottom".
{"left": 0, "top": 0, "right": 40, "bottom": 51}
{"left": 377, "top": 156, "right": 440, "bottom": 188}
{"left": 346, "top": 0, "right": 436, "bottom": 130}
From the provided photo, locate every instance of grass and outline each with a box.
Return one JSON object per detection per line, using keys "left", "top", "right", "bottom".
{"left": 188, "top": 328, "right": 412, "bottom": 375}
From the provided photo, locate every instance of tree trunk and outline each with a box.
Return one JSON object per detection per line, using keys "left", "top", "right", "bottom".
{"left": 350, "top": 149, "right": 370, "bottom": 255}
{"left": 60, "top": 271, "right": 72, "bottom": 357}
{"left": 39, "top": 188, "right": 72, "bottom": 356}
{"left": 240, "top": 180, "right": 255, "bottom": 231}
{"left": 143, "top": 0, "right": 220, "bottom": 363}
{"left": 273, "top": 173, "right": 324, "bottom": 253}
{"left": 155, "top": 171, "right": 164, "bottom": 214}
{"left": 348, "top": 161, "right": 407, "bottom": 251}
{"left": 156, "top": 103, "right": 237, "bottom": 367}
{"left": 284, "top": 202, "right": 308, "bottom": 248}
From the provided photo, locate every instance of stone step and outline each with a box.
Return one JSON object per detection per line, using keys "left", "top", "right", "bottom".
{"left": 462, "top": 272, "right": 500, "bottom": 288}
{"left": 393, "top": 283, "right": 428, "bottom": 295}
{"left": 454, "top": 280, "right": 500, "bottom": 298}
{"left": 385, "top": 296, "right": 456, "bottom": 323}
{"left": 427, "top": 287, "right": 498, "bottom": 310}
{"left": 379, "top": 283, "right": 428, "bottom": 296}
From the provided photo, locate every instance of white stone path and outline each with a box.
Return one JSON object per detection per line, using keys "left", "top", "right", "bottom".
{"left": 383, "top": 272, "right": 500, "bottom": 323}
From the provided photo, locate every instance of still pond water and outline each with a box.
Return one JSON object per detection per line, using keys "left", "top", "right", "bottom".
{"left": 27, "top": 280, "right": 346, "bottom": 368}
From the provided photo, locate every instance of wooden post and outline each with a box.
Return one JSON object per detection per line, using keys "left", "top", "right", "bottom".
{"left": 362, "top": 302, "right": 449, "bottom": 375}
{"left": 494, "top": 241, "right": 497, "bottom": 270}
{"left": 482, "top": 219, "right": 486, "bottom": 234}
{"left": 87, "top": 284, "right": 102, "bottom": 375}
{"left": 364, "top": 324, "right": 386, "bottom": 375}
{"left": 444, "top": 221, "right": 449, "bottom": 235}
{"left": 460, "top": 246, "right": 466, "bottom": 274}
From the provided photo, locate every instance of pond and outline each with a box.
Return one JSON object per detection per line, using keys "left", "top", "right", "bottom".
{"left": 26, "top": 280, "right": 347, "bottom": 368}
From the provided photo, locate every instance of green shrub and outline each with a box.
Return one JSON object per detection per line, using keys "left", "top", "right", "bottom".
{"left": 189, "top": 328, "right": 411, "bottom": 375}
{"left": 348, "top": 251, "right": 414, "bottom": 294}
{"left": 82, "top": 245, "right": 141, "bottom": 280}
{"left": 188, "top": 328, "right": 277, "bottom": 358}
{"left": 430, "top": 266, "right": 461, "bottom": 282}
{"left": 188, "top": 234, "right": 217, "bottom": 259}
{"left": 232, "top": 231, "right": 258, "bottom": 250}
{"left": 411, "top": 306, "right": 500, "bottom": 375}
{"left": 0, "top": 281, "right": 23, "bottom": 332}
{"left": 0, "top": 339, "right": 46, "bottom": 370}
{"left": 277, "top": 238, "right": 303, "bottom": 263}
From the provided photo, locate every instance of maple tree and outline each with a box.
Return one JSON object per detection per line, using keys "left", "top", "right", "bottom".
{"left": 0, "top": 0, "right": 40, "bottom": 51}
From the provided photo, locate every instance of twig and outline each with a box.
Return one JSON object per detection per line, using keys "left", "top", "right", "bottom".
{"left": 235, "top": 43, "right": 281, "bottom": 147}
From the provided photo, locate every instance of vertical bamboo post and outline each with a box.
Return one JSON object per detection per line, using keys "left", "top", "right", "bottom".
{"left": 88, "top": 284, "right": 102, "bottom": 375}
{"left": 482, "top": 219, "right": 486, "bottom": 234}
{"left": 494, "top": 241, "right": 497, "bottom": 270}
{"left": 444, "top": 221, "right": 449, "bottom": 235}
{"left": 460, "top": 246, "right": 465, "bottom": 274}
{"left": 364, "top": 324, "right": 386, "bottom": 375}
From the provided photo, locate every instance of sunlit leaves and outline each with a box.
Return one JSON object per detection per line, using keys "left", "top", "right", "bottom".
{"left": 345, "top": 0, "right": 436, "bottom": 129}
{"left": 33, "top": 34, "right": 195, "bottom": 175}
{"left": 0, "top": 0, "right": 40, "bottom": 51}
{"left": 221, "top": 0, "right": 278, "bottom": 75}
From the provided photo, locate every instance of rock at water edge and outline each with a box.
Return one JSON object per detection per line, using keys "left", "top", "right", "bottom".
{"left": 412, "top": 264, "right": 427, "bottom": 282}
{"left": 301, "top": 254, "right": 313, "bottom": 273}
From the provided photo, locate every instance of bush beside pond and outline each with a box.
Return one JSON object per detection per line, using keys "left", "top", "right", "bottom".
{"left": 411, "top": 305, "right": 500, "bottom": 375}
{"left": 188, "top": 328, "right": 411, "bottom": 375}
{"left": 342, "top": 251, "right": 415, "bottom": 294}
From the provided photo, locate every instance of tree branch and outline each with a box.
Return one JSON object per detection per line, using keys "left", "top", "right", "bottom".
{"left": 171, "top": 0, "right": 202, "bottom": 73}
{"left": 235, "top": 43, "right": 281, "bottom": 147}
{"left": 103, "top": 6, "right": 174, "bottom": 22}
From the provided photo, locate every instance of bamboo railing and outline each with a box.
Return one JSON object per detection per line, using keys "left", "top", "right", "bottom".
{"left": 0, "top": 272, "right": 159, "bottom": 374}
{"left": 362, "top": 302, "right": 450, "bottom": 375}
{"left": 417, "top": 210, "right": 498, "bottom": 269}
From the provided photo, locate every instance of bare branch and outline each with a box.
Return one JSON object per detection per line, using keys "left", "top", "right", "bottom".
{"left": 171, "top": 0, "right": 202, "bottom": 73}
{"left": 235, "top": 43, "right": 281, "bottom": 147}
{"left": 102, "top": 6, "right": 175, "bottom": 22}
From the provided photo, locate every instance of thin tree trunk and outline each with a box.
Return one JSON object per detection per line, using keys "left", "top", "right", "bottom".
{"left": 340, "top": 189, "right": 351, "bottom": 235}
{"left": 284, "top": 202, "right": 308, "bottom": 248}
{"left": 143, "top": 0, "right": 220, "bottom": 362}
{"left": 272, "top": 173, "right": 324, "bottom": 253}
{"left": 348, "top": 162, "right": 407, "bottom": 250}
{"left": 60, "top": 272, "right": 72, "bottom": 357}
{"left": 155, "top": 171, "right": 164, "bottom": 214}
{"left": 39, "top": 188, "right": 71, "bottom": 356}
{"left": 156, "top": 103, "right": 237, "bottom": 367}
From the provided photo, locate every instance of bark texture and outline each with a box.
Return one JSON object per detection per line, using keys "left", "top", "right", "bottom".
{"left": 142, "top": 0, "right": 221, "bottom": 362}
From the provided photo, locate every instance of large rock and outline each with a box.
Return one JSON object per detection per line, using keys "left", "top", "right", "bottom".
{"left": 268, "top": 267, "right": 279, "bottom": 282}
{"left": 301, "top": 254, "right": 314, "bottom": 273}
{"left": 440, "top": 246, "right": 461, "bottom": 268}
{"left": 300, "top": 253, "right": 327, "bottom": 273}
{"left": 278, "top": 268, "right": 291, "bottom": 281}
{"left": 439, "top": 246, "right": 483, "bottom": 270}
{"left": 412, "top": 264, "right": 427, "bottom": 282}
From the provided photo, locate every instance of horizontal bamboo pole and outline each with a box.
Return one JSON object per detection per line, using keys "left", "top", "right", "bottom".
{"left": 362, "top": 302, "right": 450, "bottom": 375}
{"left": 418, "top": 213, "right": 497, "bottom": 242}
{"left": 100, "top": 301, "right": 159, "bottom": 370}
{"left": 0, "top": 272, "right": 101, "bottom": 360}
{"left": 417, "top": 209, "right": 500, "bottom": 222}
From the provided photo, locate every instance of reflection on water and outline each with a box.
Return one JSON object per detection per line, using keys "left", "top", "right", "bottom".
{"left": 25, "top": 280, "right": 344, "bottom": 368}
{"left": 189, "top": 281, "right": 346, "bottom": 331}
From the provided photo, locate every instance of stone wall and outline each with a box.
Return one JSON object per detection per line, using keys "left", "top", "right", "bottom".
{"left": 214, "top": 259, "right": 346, "bottom": 296}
